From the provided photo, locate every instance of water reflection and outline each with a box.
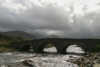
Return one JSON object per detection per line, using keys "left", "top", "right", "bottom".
{"left": 44, "top": 47, "right": 57, "bottom": 53}
{"left": 67, "top": 44, "right": 85, "bottom": 54}
{"left": 43, "top": 44, "right": 85, "bottom": 54}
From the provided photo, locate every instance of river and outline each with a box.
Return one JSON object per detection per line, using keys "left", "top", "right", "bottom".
{"left": 0, "top": 45, "right": 84, "bottom": 67}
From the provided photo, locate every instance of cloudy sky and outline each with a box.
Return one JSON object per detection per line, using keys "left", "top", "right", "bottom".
{"left": 0, "top": 0, "right": 100, "bottom": 38}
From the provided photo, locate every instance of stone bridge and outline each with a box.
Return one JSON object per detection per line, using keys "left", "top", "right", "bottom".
{"left": 29, "top": 38, "right": 100, "bottom": 54}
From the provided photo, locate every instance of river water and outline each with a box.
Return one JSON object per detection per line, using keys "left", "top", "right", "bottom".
{"left": 0, "top": 45, "right": 84, "bottom": 67}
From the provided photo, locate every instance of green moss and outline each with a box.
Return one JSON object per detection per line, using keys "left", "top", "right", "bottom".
{"left": 0, "top": 47, "right": 15, "bottom": 52}
{"left": 92, "top": 45, "right": 100, "bottom": 52}
{"left": 44, "top": 43, "right": 54, "bottom": 48}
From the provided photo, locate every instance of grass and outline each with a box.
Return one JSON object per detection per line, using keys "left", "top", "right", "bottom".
{"left": 0, "top": 34, "right": 32, "bottom": 52}
{"left": 92, "top": 45, "right": 100, "bottom": 52}
{"left": 0, "top": 47, "right": 15, "bottom": 52}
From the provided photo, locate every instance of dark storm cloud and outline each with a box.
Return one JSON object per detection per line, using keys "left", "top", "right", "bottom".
{"left": 0, "top": 0, "right": 100, "bottom": 38}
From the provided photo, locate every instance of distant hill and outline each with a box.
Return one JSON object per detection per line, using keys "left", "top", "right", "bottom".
{"left": 0, "top": 31, "right": 36, "bottom": 39}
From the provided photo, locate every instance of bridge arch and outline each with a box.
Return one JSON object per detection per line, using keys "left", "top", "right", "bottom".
{"left": 61, "top": 42, "right": 87, "bottom": 54}
{"left": 33, "top": 41, "right": 58, "bottom": 53}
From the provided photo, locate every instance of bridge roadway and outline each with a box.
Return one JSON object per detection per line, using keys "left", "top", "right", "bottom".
{"left": 30, "top": 38, "right": 100, "bottom": 54}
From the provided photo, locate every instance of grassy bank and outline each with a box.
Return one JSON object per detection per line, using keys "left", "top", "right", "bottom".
{"left": 0, "top": 34, "right": 32, "bottom": 52}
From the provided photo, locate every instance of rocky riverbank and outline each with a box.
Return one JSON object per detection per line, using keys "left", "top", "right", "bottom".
{"left": 67, "top": 53, "right": 100, "bottom": 67}
{"left": 0, "top": 52, "right": 100, "bottom": 67}
{"left": 0, "top": 52, "right": 80, "bottom": 67}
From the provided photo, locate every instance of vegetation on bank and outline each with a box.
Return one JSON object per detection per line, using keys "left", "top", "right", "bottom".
{"left": 0, "top": 33, "right": 100, "bottom": 52}
{"left": 92, "top": 45, "right": 100, "bottom": 52}
{"left": 0, "top": 34, "right": 32, "bottom": 52}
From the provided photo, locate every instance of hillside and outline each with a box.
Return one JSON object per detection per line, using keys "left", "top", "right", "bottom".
{"left": 0, "top": 31, "right": 33, "bottom": 52}
{"left": 0, "top": 31, "right": 35, "bottom": 39}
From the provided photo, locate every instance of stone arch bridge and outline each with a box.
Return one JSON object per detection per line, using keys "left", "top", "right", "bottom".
{"left": 29, "top": 38, "right": 100, "bottom": 54}
{"left": 15, "top": 38, "right": 100, "bottom": 54}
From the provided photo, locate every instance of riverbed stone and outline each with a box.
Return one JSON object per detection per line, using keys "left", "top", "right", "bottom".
{"left": 94, "top": 64, "right": 100, "bottom": 67}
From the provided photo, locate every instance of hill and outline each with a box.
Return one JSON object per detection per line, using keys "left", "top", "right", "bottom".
{"left": 0, "top": 31, "right": 36, "bottom": 39}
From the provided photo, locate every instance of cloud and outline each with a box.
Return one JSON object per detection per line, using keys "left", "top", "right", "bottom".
{"left": 0, "top": 0, "right": 100, "bottom": 38}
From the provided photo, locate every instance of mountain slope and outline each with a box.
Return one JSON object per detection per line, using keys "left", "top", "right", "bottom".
{"left": 0, "top": 31, "right": 35, "bottom": 39}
